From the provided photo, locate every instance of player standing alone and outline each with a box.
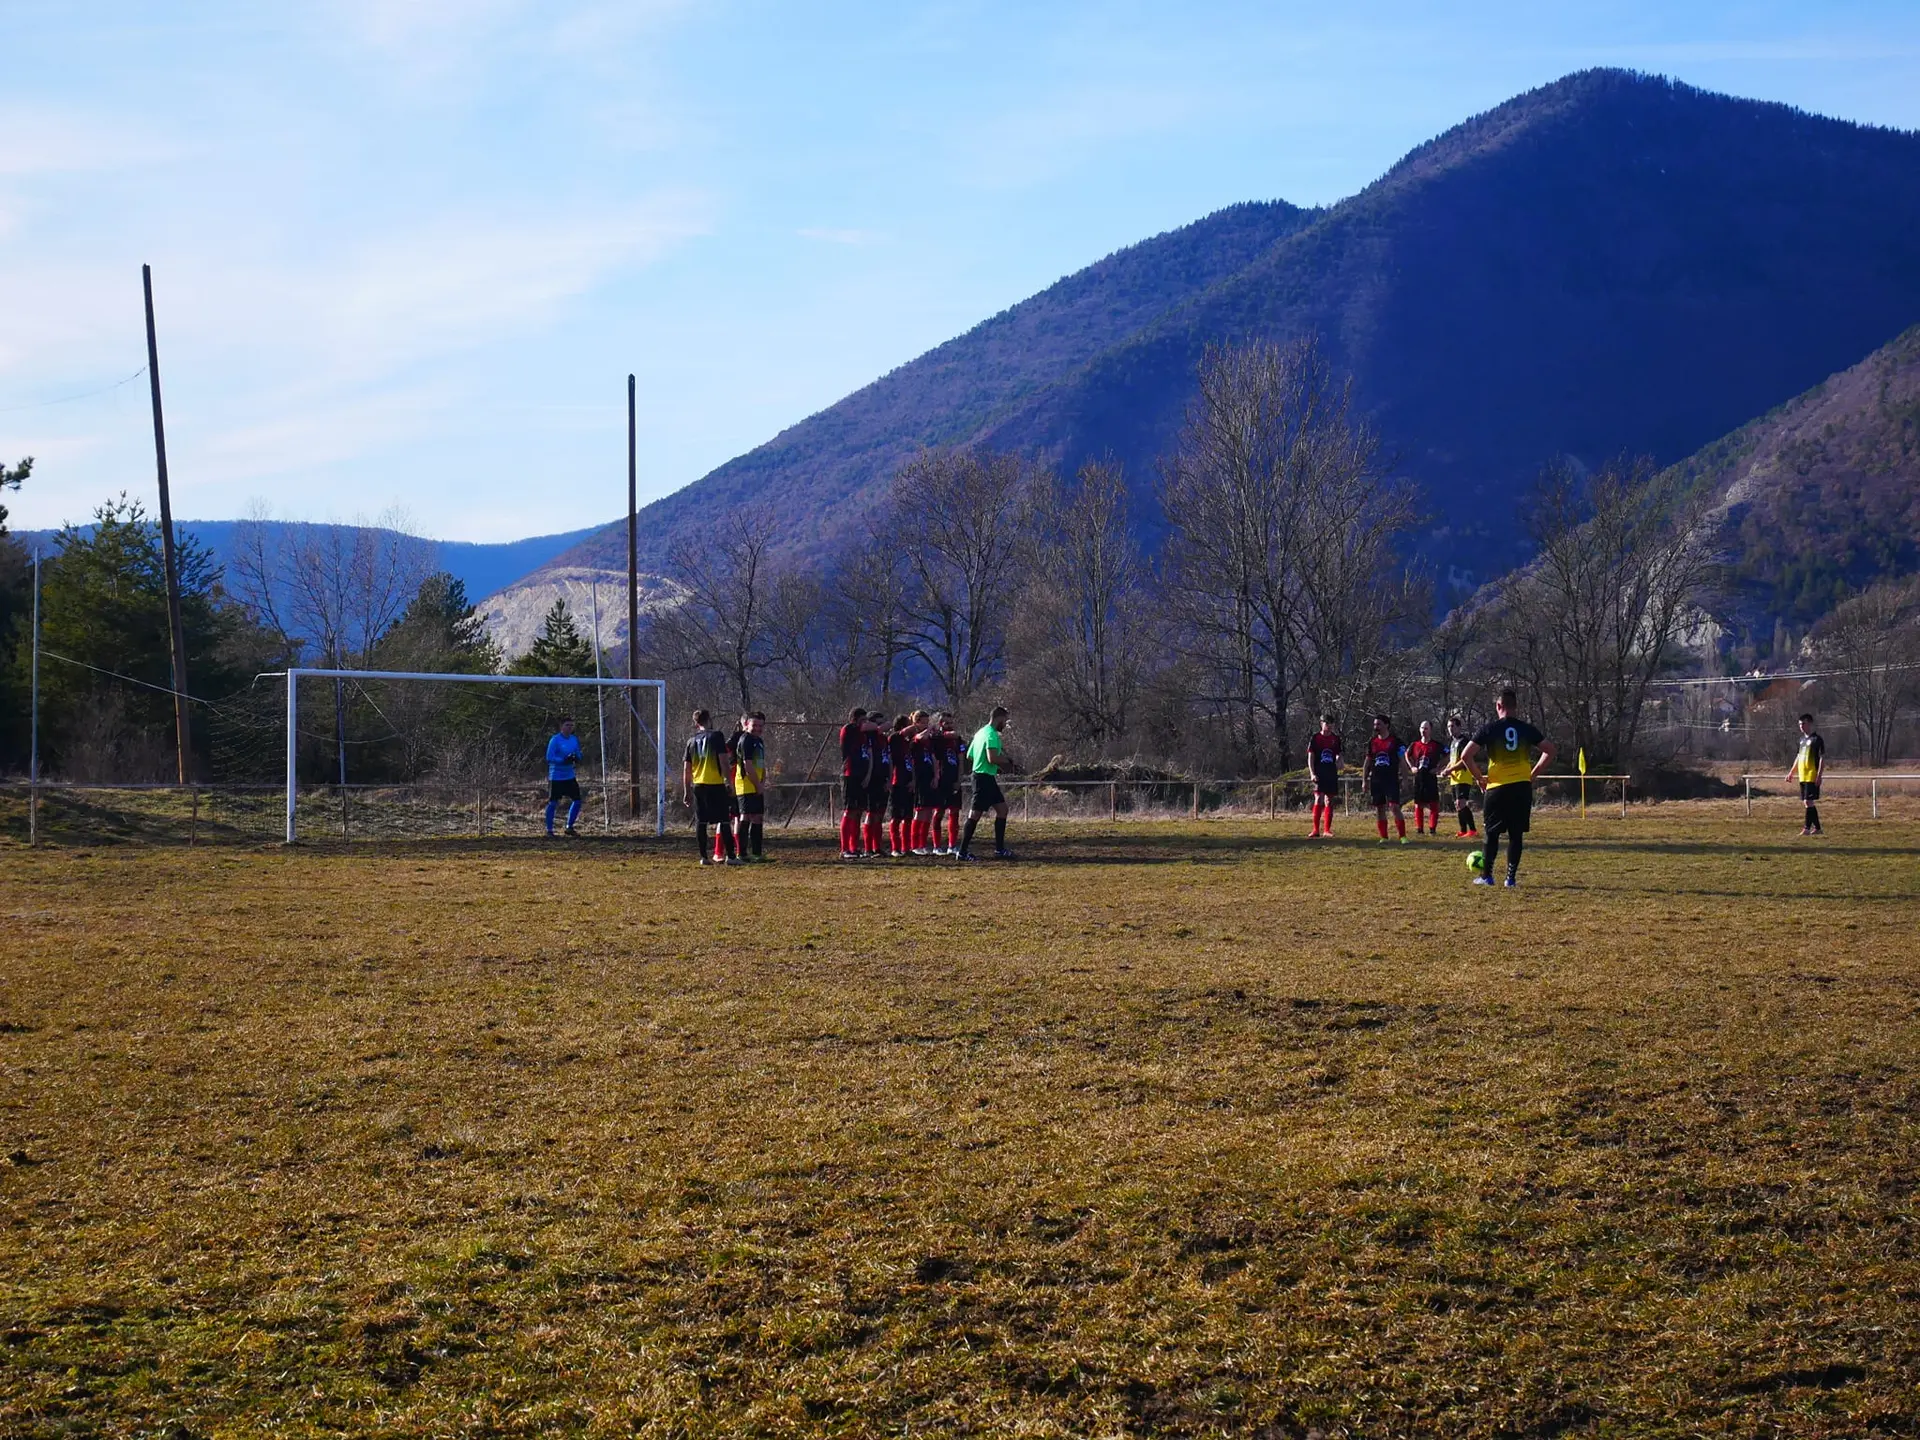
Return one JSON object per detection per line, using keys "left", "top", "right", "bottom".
{"left": 838, "top": 707, "right": 873, "bottom": 859}
{"left": 1308, "top": 714, "right": 1342, "bottom": 837}
{"left": 1366, "top": 715, "right": 1409, "bottom": 844}
{"left": 959, "top": 706, "right": 1014, "bottom": 861}
{"left": 1461, "top": 687, "right": 1554, "bottom": 888}
{"left": 733, "top": 711, "right": 769, "bottom": 861}
{"left": 1405, "top": 719, "right": 1442, "bottom": 836}
{"left": 1445, "top": 713, "right": 1479, "bottom": 838}
{"left": 544, "top": 716, "right": 583, "bottom": 838}
{"left": 683, "top": 709, "right": 737, "bottom": 866}
{"left": 1788, "top": 713, "right": 1826, "bottom": 836}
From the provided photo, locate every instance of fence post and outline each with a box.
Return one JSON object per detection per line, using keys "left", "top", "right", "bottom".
{"left": 1744, "top": 776, "right": 1751, "bottom": 818}
{"left": 1109, "top": 780, "right": 1116, "bottom": 821}
{"left": 189, "top": 788, "right": 199, "bottom": 848}
{"left": 1024, "top": 784, "right": 1031, "bottom": 822}
{"left": 1192, "top": 782, "right": 1200, "bottom": 820}
{"left": 1871, "top": 778, "right": 1879, "bottom": 820}
{"left": 1621, "top": 779, "right": 1628, "bottom": 819}
{"left": 1269, "top": 780, "right": 1277, "bottom": 820}
{"left": 26, "top": 779, "right": 35, "bottom": 849}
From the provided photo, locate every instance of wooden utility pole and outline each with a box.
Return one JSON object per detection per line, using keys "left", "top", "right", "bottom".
{"left": 626, "top": 373, "right": 641, "bottom": 818}
{"left": 143, "top": 264, "right": 195, "bottom": 783}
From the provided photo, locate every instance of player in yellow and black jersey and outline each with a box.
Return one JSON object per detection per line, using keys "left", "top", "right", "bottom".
{"left": 682, "top": 708, "right": 737, "bottom": 866}
{"left": 732, "top": 711, "right": 770, "bottom": 861}
{"left": 1461, "top": 687, "right": 1554, "bottom": 888}
{"left": 1786, "top": 712, "right": 1826, "bottom": 836}
{"left": 1444, "top": 712, "right": 1479, "bottom": 838}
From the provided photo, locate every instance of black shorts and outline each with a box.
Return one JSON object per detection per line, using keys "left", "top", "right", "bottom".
{"left": 693, "top": 784, "right": 732, "bottom": 825}
{"left": 890, "top": 784, "right": 915, "bottom": 821}
{"left": 736, "top": 792, "right": 765, "bottom": 817}
{"left": 843, "top": 776, "right": 867, "bottom": 812}
{"left": 934, "top": 783, "right": 959, "bottom": 812}
{"left": 1312, "top": 767, "right": 1340, "bottom": 798}
{"left": 1800, "top": 781, "right": 1821, "bottom": 803}
{"left": 1483, "top": 781, "right": 1533, "bottom": 837}
{"left": 914, "top": 772, "right": 937, "bottom": 809}
{"left": 1368, "top": 771, "right": 1401, "bottom": 805}
{"left": 1413, "top": 771, "right": 1440, "bottom": 806}
{"left": 1452, "top": 782, "right": 1477, "bottom": 807}
{"left": 866, "top": 781, "right": 890, "bottom": 815}
{"left": 971, "top": 773, "right": 1005, "bottom": 813}
{"left": 548, "top": 777, "right": 581, "bottom": 803}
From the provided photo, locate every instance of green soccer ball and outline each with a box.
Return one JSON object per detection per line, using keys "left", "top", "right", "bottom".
{"left": 1466, "top": 848, "right": 1487, "bottom": 874}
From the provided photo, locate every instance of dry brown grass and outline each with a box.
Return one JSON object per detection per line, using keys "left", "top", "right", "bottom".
{"left": 1, "top": 812, "right": 1916, "bottom": 1437}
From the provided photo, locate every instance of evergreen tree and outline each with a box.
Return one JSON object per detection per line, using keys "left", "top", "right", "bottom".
{"left": 510, "top": 597, "right": 595, "bottom": 678}
{"left": 375, "top": 573, "right": 501, "bottom": 675}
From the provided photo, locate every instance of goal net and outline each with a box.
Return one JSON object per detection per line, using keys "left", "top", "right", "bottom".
{"left": 279, "top": 667, "right": 668, "bottom": 843}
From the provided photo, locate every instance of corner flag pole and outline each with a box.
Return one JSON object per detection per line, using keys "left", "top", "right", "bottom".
{"left": 28, "top": 548, "right": 40, "bottom": 848}
{"left": 626, "top": 373, "right": 640, "bottom": 820}
{"left": 143, "top": 264, "right": 195, "bottom": 783}
{"left": 1578, "top": 747, "right": 1588, "bottom": 819}
{"left": 589, "top": 579, "right": 612, "bottom": 833}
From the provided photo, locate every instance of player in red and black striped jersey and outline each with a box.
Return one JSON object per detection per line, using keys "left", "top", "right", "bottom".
{"left": 838, "top": 707, "right": 874, "bottom": 858}
{"left": 1365, "top": 715, "right": 1408, "bottom": 844}
{"left": 1405, "top": 720, "right": 1443, "bottom": 836}
{"left": 904, "top": 710, "right": 937, "bottom": 854}
{"left": 933, "top": 714, "right": 965, "bottom": 854}
{"left": 886, "top": 714, "right": 916, "bottom": 858}
{"left": 1308, "top": 716, "right": 1342, "bottom": 837}
{"left": 862, "top": 713, "right": 891, "bottom": 857}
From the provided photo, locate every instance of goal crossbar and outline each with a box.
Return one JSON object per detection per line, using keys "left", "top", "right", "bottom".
{"left": 274, "top": 667, "right": 667, "bottom": 844}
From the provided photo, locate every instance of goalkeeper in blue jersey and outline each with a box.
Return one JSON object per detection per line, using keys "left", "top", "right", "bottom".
{"left": 545, "top": 717, "right": 583, "bottom": 837}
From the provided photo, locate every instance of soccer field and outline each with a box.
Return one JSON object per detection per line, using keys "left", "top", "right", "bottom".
{"left": 3, "top": 815, "right": 1916, "bottom": 1437}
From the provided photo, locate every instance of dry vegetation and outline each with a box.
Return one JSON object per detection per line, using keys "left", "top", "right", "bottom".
{"left": 2, "top": 813, "right": 1916, "bottom": 1437}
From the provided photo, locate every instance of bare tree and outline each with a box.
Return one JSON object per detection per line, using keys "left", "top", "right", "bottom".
{"left": 229, "top": 507, "right": 437, "bottom": 785}
{"left": 893, "top": 448, "right": 1030, "bottom": 702}
{"left": 1808, "top": 578, "right": 1920, "bottom": 766}
{"left": 1487, "top": 457, "right": 1717, "bottom": 769}
{"left": 644, "top": 506, "right": 806, "bottom": 712}
{"left": 1160, "top": 336, "right": 1407, "bottom": 771}
{"left": 1012, "top": 458, "right": 1146, "bottom": 746}
{"left": 827, "top": 526, "right": 914, "bottom": 703}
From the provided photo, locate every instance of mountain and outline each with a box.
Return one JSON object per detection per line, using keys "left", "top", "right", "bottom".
{"left": 533, "top": 69, "right": 1920, "bottom": 591}
{"left": 1672, "top": 323, "right": 1920, "bottom": 641}
{"left": 15, "top": 520, "right": 600, "bottom": 613}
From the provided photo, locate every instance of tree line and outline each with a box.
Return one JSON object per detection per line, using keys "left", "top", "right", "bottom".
{"left": 3, "top": 336, "right": 1916, "bottom": 788}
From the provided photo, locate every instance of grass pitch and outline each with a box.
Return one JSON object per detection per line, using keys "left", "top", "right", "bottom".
{"left": 2, "top": 813, "right": 1916, "bottom": 1438}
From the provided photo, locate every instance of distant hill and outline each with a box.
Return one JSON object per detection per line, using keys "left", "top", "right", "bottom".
{"left": 534, "top": 68, "right": 1920, "bottom": 592}
{"left": 1671, "top": 324, "right": 1920, "bottom": 640}
{"left": 15, "top": 520, "right": 600, "bottom": 615}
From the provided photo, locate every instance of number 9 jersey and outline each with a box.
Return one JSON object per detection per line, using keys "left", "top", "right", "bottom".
{"left": 1469, "top": 717, "right": 1544, "bottom": 789}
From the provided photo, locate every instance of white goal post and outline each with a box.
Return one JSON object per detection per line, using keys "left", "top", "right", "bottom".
{"left": 277, "top": 667, "right": 667, "bottom": 844}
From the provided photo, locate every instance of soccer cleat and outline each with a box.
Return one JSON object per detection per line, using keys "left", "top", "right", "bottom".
{"left": 564, "top": 827, "right": 578, "bottom": 838}
{"left": 994, "top": 848, "right": 1015, "bottom": 860}
{"left": 699, "top": 856, "right": 713, "bottom": 867}
{"left": 1471, "top": 875, "right": 1494, "bottom": 886}
{"left": 956, "top": 851, "right": 976, "bottom": 862}
{"left": 1400, "top": 837, "right": 1410, "bottom": 846}
{"left": 1504, "top": 875, "right": 1519, "bottom": 887}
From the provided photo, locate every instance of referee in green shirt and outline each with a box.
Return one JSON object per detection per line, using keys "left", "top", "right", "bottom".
{"left": 959, "top": 705, "right": 1015, "bottom": 861}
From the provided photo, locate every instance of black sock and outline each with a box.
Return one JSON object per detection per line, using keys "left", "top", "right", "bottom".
{"left": 994, "top": 815, "right": 1007, "bottom": 851}
{"left": 696, "top": 819, "right": 710, "bottom": 857}
{"left": 1507, "top": 831, "right": 1524, "bottom": 880}
{"left": 721, "top": 820, "right": 736, "bottom": 859}
{"left": 750, "top": 821, "right": 763, "bottom": 857}
{"left": 960, "top": 814, "right": 981, "bottom": 854}
{"left": 1461, "top": 804, "right": 1475, "bottom": 832}
{"left": 1808, "top": 805, "right": 1820, "bottom": 831}
{"left": 1483, "top": 831, "right": 1500, "bottom": 875}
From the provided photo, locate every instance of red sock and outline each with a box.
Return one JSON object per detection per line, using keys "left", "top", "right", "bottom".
{"left": 944, "top": 812, "right": 957, "bottom": 848}
{"left": 1395, "top": 813, "right": 1406, "bottom": 838}
{"left": 839, "top": 813, "right": 853, "bottom": 853}
{"left": 865, "top": 817, "right": 881, "bottom": 854}
{"left": 1376, "top": 814, "right": 1387, "bottom": 839}
{"left": 1310, "top": 799, "right": 1321, "bottom": 833}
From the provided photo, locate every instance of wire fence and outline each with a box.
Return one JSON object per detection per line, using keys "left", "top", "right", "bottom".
{"left": 1739, "top": 773, "right": 1920, "bottom": 820}
{"left": 4, "top": 772, "right": 1644, "bottom": 847}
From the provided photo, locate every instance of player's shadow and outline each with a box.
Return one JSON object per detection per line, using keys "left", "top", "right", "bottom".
{"left": 1558, "top": 837, "right": 1920, "bottom": 860}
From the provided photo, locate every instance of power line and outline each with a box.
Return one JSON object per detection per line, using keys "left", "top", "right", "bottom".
{"left": 0, "top": 366, "right": 148, "bottom": 414}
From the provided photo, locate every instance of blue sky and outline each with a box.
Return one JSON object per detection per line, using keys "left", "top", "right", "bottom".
{"left": 4, "top": 1, "right": 1919, "bottom": 541}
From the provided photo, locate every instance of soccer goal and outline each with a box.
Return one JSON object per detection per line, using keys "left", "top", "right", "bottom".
{"left": 277, "top": 667, "right": 668, "bottom": 844}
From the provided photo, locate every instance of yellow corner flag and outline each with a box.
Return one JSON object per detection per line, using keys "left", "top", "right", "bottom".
{"left": 1578, "top": 748, "right": 1588, "bottom": 818}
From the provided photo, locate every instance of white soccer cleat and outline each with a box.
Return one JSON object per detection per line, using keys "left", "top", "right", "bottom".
{"left": 1471, "top": 875, "right": 1494, "bottom": 886}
